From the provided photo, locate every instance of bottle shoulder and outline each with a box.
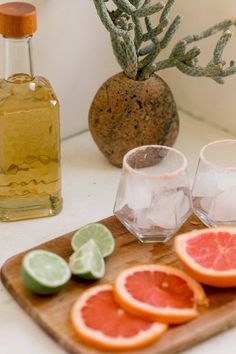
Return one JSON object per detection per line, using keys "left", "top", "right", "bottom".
{"left": 34, "top": 76, "right": 59, "bottom": 99}
{"left": 0, "top": 76, "right": 60, "bottom": 111}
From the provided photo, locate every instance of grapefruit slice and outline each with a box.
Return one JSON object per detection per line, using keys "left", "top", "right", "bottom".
{"left": 114, "top": 264, "right": 208, "bottom": 324}
{"left": 175, "top": 227, "right": 236, "bottom": 288}
{"left": 71, "top": 284, "right": 167, "bottom": 351}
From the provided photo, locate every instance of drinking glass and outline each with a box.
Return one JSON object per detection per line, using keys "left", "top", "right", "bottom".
{"left": 192, "top": 139, "right": 236, "bottom": 227}
{"left": 113, "top": 145, "right": 192, "bottom": 243}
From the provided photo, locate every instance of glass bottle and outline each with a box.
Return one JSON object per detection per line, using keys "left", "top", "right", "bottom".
{"left": 0, "top": 2, "right": 62, "bottom": 221}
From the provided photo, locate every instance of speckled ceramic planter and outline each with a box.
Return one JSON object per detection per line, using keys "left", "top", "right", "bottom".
{"left": 89, "top": 72, "right": 179, "bottom": 167}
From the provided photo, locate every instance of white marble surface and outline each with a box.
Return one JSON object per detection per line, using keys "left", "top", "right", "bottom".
{"left": 0, "top": 110, "right": 235, "bottom": 354}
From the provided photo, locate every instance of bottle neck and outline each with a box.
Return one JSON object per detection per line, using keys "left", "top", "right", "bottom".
{"left": 3, "top": 36, "right": 34, "bottom": 83}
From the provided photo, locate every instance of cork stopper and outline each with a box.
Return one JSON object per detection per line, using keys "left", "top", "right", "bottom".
{"left": 0, "top": 2, "right": 36, "bottom": 38}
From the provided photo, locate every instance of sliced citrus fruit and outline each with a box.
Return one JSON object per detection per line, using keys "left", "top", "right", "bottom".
{"left": 71, "top": 223, "right": 115, "bottom": 257}
{"left": 175, "top": 227, "right": 236, "bottom": 288}
{"left": 22, "top": 250, "right": 71, "bottom": 295}
{"left": 71, "top": 284, "right": 167, "bottom": 351}
{"left": 69, "top": 239, "right": 105, "bottom": 279}
{"left": 113, "top": 264, "right": 208, "bottom": 324}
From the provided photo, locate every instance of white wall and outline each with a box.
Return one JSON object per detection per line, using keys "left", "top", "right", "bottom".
{"left": 33, "top": 0, "right": 236, "bottom": 137}
{"left": 0, "top": 0, "right": 119, "bottom": 138}
{"left": 159, "top": 0, "right": 236, "bottom": 135}
{"left": 1, "top": 1, "right": 235, "bottom": 137}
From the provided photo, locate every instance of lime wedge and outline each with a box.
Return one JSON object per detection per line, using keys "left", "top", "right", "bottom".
{"left": 69, "top": 239, "right": 105, "bottom": 279}
{"left": 71, "top": 223, "right": 115, "bottom": 257}
{"left": 22, "top": 250, "right": 71, "bottom": 295}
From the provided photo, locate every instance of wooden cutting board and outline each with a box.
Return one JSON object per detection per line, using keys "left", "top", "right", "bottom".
{"left": 1, "top": 215, "right": 236, "bottom": 354}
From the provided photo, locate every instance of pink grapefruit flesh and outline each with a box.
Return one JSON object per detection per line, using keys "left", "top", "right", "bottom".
{"left": 114, "top": 264, "right": 208, "bottom": 324}
{"left": 175, "top": 227, "right": 236, "bottom": 288}
{"left": 71, "top": 284, "right": 167, "bottom": 351}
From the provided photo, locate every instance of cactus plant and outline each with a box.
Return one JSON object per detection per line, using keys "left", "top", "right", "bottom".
{"left": 93, "top": 0, "right": 236, "bottom": 83}
{"left": 89, "top": 1, "right": 236, "bottom": 167}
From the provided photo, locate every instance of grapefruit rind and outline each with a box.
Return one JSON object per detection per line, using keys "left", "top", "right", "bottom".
{"left": 71, "top": 284, "right": 167, "bottom": 351}
{"left": 114, "top": 264, "right": 208, "bottom": 324}
{"left": 175, "top": 227, "right": 236, "bottom": 288}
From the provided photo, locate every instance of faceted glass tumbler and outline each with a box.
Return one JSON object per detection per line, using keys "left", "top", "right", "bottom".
{"left": 113, "top": 145, "right": 192, "bottom": 243}
{"left": 192, "top": 139, "right": 236, "bottom": 227}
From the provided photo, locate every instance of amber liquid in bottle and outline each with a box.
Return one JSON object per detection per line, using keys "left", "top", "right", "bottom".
{"left": 0, "top": 25, "right": 62, "bottom": 220}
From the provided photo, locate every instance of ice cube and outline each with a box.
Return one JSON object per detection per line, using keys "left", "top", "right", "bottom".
{"left": 192, "top": 170, "right": 219, "bottom": 198}
{"left": 147, "top": 189, "right": 190, "bottom": 229}
{"left": 209, "top": 186, "right": 236, "bottom": 222}
{"left": 200, "top": 197, "right": 214, "bottom": 213}
{"left": 125, "top": 174, "right": 153, "bottom": 210}
{"left": 135, "top": 208, "right": 153, "bottom": 229}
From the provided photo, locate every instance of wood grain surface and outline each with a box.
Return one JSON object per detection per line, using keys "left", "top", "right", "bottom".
{"left": 1, "top": 215, "right": 236, "bottom": 354}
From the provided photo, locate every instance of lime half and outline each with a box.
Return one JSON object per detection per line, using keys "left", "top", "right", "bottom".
{"left": 69, "top": 239, "right": 105, "bottom": 279}
{"left": 22, "top": 250, "right": 71, "bottom": 295}
{"left": 71, "top": 223, "right": 115, "bottom": 257}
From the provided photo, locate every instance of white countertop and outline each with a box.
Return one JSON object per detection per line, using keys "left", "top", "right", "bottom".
{"left": 0, "top": 110, "right": 235, "bottom": 354}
